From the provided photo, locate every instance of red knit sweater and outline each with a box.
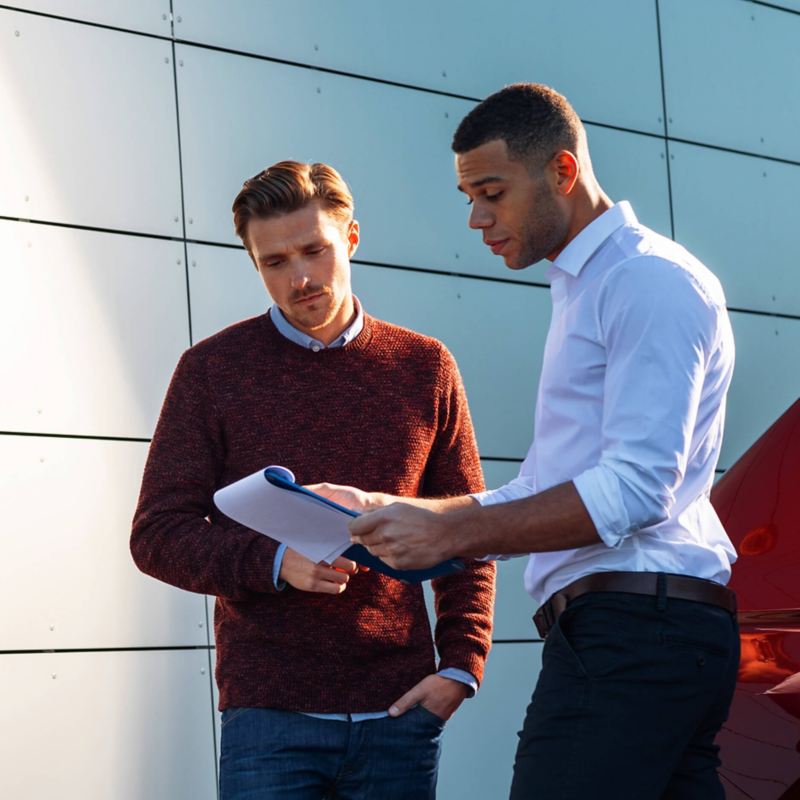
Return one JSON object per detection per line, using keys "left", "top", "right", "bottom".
{"left": 131, "top": 312, "right": 495, "bottom": 712}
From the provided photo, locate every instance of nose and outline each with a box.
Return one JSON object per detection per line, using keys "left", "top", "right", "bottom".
{"left": 468, "top": 202, "right": 492, "bottom": 230}
{"left": 289, "top": 262, "right": 310, "bottom": 290}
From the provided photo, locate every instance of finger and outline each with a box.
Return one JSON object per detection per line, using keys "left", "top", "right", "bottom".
{"left": 316, "top": 565, "right": 351, "bottom": 585}
{"left": 388, "top": 686, "right": 424, "bottom": 718}
{"left": 348, "top": 509, "right": 385, "bottom": 537}
{"left": 329, "top": 556, "right": 359, "bottom": 575}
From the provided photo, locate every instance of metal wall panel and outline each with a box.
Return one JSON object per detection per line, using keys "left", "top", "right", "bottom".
{"left": 353, "top": 265, "right": 547, "bottom": 459}
{"left": 178, "top": 49, "right": 669, "bottom": 284}
{"left": 437, "top": 642, "right": 541, "bottom": 799}
{"left": 721, "top": 312, "right": 800, "bottom": 471}
{"left": 6, "top": 0, "right": 171, "bottom": 35}
{"left": 0, "top": 650, "right": 217, "bottom": 800}
{"left": 0, "top": 435, "right": 208, "bottom": 650}
{"left": 188, "top": 244, "right": 548, "bottom": 459}
{"left": 661, "top": 0, "right": 800, "bottom": 161}
{"left": 0, "top": 10, "right": 182, "bottom": 234}
{"left": 0, "top": 222, "right": 189, "bottom": 437}
{"left": 671, "top": 142, "right": 800, "bottom": 316}
{"left": 176, "top": 45, "right": 503, "bottom": 279}
{"left": 587, "top": 125, "right": 672, "bottom": 238}
{"left": 187, "top": 243, "right": 266, "bottom": 344}
{"left": 174, "top": 0, "right": 663, "bottom": 134}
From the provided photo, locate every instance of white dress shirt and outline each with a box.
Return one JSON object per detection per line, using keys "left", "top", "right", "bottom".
{"left": 474, "top": 202, "right": 737, "bottom": 607}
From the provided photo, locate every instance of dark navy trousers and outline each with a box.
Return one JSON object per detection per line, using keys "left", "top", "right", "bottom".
{"left": 509, "top": 590, "right": 740, "bottom": 799}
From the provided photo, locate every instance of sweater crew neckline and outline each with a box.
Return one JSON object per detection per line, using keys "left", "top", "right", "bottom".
{"left": 263, "top": 308, "right": 375, "bottom": 354}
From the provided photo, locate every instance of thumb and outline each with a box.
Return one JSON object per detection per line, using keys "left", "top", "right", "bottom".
{"left": 388, "top": 685, "right": 423, "bottom": 718}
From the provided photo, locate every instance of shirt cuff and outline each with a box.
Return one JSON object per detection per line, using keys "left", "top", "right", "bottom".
{"left": 437, "top": 667, "right": 478, "bottom": 698}
{"left": 572, "top": 469, "right": 634, "bottom": 549}
{"left": 272, "top": 543, "right": 288, "bottom": 591}
{"left": 471, "top": 476, "right": 534, "bottom": 507}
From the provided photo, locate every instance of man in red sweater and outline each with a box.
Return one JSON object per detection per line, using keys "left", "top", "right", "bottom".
{"left": 130, "top": 160, "right": 495, "bottom": 800}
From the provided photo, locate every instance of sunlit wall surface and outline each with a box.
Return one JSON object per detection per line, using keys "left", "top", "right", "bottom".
{"left": 1, "top": 1, "right": 799, "bottom": 797}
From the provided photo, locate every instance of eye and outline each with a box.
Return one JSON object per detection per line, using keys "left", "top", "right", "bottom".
{"left": 307, "top": 246, "right": 326, "bottom": 256}
{"left": 485, "top": 191, "right": 503, "bottom": 202}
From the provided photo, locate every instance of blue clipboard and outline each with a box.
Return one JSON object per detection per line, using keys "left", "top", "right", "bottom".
{"left": 264, "top": 468, "right": 465, "bottom": 583}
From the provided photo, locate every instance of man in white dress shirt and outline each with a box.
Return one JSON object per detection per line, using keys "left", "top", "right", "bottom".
{"left": 317, "top": 84, "right": 739, "bottom": 798}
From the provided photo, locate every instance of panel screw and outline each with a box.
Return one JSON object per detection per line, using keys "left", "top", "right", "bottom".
{"left": 191, "top": 261, "right": 196, "bottom": 267}
{"left": 188, "top": 217, "right": 193, "bottom": 224}
{"left": 442, "top": 70, "right": 447, "bottom": 77}
{"left": 24, "top": 195, "right": 29, "bottom": 202}
{"left": 49, "top": 625, "right": 55, "bottom": 631}
{"left": 198, "top": 622, "right": 204, "bottom": 627}
{"left": 670, "top": 154, "right": 675, "bottom": 160}
{"left": 668, "top": 117, "right": 673, "bottom": 124}
{"left": 763, "top": 171, "right": 767, "bottom": 178}
{"left": 40, "top": 458, "right": 45, "bottom": 463}
{"left": 316, "top": 87, "right": 321, "bottom": 94}
{"left": 37, "top": 409, "right": 42, "bottom": 415}
{"left": 164, "top": 57, "right": 170, "bottom": 64}
{"left": 177, "top": 259, "right": 182, "bottom": 265}
{"left": 15, "top": 30, "right": 20, "bottom": 37}
{"left": 660, "top": 153, "right": 665, "bottom": 159}
{"left": 179, "top": 59, "right": 184, "bottom": 67}
{"left": 177, "top": 16, "right": 182, "bottom": 23}
{"left": 52, "top": 674, "right": 57, "bottom": 679}
{"left": 657, "top": 116, "right": 662, "bottom": 123}
{"left": 760, "top": 137, "right": 764, "bottom": 143}
{"left": 162, "top": 13, "right": 167, "bottom": 20}
{"left": 454, "top": 253, "right": 460, "bottom": 259}
{"left": 201, "top": 668, "right": 206, "bottom": 675}
{"left": 174, "top": 215, "right": 179, "bottom": 222}
{"left": 444, "top": 112, "right": 449, "bottom": 118}
{"left": 314, "top": 44, "right": 319, "bottom": 51}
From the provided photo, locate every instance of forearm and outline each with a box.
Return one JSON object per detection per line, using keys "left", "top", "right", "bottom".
{"left": 131, "top": 503, "right": 279, "bottom": 600}
{"left": 443, "top": 481, "right": 601, "bottom": 559}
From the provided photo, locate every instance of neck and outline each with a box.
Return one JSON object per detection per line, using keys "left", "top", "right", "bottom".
{"left": 551, "top": 182, "right": 613, "bottom": 261}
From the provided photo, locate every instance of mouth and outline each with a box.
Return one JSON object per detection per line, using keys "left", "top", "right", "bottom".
{"left": 294, "top": 292, "right": 326, "bottom": 306}
{"left": 485, "top": 239, "right": 508, "bottom": 255}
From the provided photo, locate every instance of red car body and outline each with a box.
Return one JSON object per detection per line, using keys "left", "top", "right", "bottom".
{"left": 712, "top": 399, "right": 800, "bottom": 798}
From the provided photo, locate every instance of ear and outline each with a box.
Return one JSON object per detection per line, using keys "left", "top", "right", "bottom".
{"left": 346, "top": 219, "right": 360, "bottom": 258}
{"left": 551, "top": 151, "right": 580, "bottom": 196}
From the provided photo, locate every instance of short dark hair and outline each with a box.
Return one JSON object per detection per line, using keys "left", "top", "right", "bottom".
{"left": 232, "top": 160, "right": 354, "bottom": 246}
{"left": 452, "top": 83, "right": 583, "bottom": 169}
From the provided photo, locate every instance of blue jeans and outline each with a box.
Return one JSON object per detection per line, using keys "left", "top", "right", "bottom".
{"left": 219, "top": 706, "right": 444, "bottom": 799}
{"left": 509, "top": 590, "right": 740, "bottom": 799}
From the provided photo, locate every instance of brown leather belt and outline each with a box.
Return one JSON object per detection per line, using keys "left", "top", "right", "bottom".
{"left": 532, "top": 571, "right": 737, "bottom": 639}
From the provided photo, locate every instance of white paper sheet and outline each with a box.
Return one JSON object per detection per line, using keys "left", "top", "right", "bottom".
{"left": 213, "top": 466, "right": 352, "bottom": 564}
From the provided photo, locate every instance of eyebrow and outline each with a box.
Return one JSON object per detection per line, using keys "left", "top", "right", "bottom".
{"left": 457, "top": 175, "right": 504, "bottom": 192}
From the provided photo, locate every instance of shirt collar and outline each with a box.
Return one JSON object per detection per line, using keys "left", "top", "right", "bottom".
{"left": 270, "top": 296, "right": 364, "bottom": 351}
{"left": 551, "top": 201, "right": 637, "bottom": 278}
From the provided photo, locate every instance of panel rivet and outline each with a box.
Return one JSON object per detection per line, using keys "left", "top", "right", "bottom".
{"left": 24, "top": 195, "right": 30, "bottom": 202}
{"left": 49, "top": 625, "right": 55, "bottom": 631}
{"left": 174, "top": 215, "right": 179, "bottom": 222}
{"left": 454, "top": 253, "right": 460, "bottom": 259}
{"left": 442, "top": 70, "right": 447, "bottom": 77}
{"left": 201, "top": 668, "right": 206, "bottom": 675}
{"left": 179, "top": 59, "right": 184, "bottom": 67}
{"left": 444, "top": 112, "right": 449, "bottom": 118}
{"left": 198, "top": 622, "right": 204, "bottom": 627}
{"left": 14, "top": 30, "right": 20, "bottom": 37}
{"left": 51, "top": 674, "right": 57, "bottom": 679}
{"left": 314, "top": 44, "right": 319, "bottom": 51}
{"left": 177, "top": 259, "right": 182, "bottom": 265}
{"left": 188, "top": 217, "right": 193, "bottom": 224}
{"left": 316, "top": 87, "right": 321, "bottom": 94}
{"left": 191, "top": 261, "right": 196, "bottom": 267}
{"left": 763, "top": 172, "right": 767, "bottom": 178}
{"left": 164, "top": 57, "right": 170, "bottom": 64}
{"left": 177, "top": 16, "right": 182, "bottom": 23}
{"left": 162, "top": 13, "right": 167, "bottom": 21}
